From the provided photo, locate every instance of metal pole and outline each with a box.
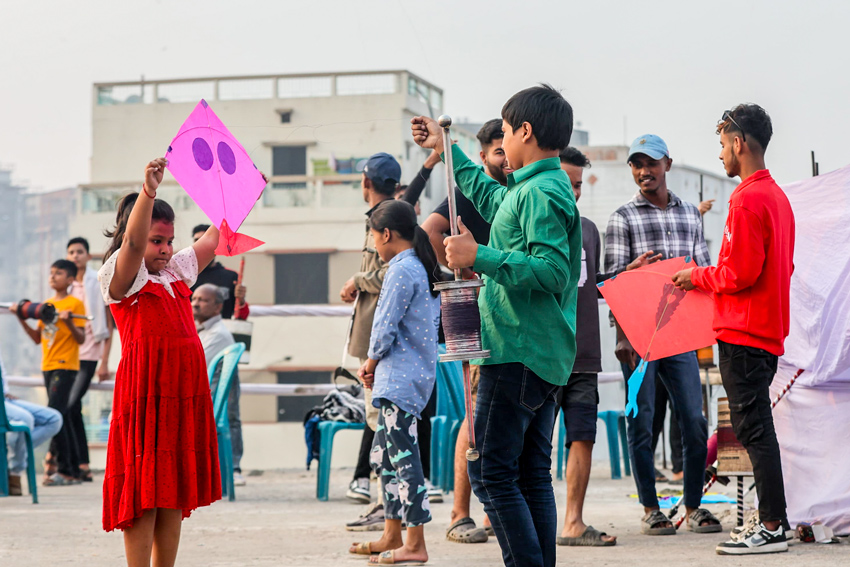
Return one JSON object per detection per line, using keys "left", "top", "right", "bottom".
{"left": 438, "top": 115, "right": 462, "bottom": 281}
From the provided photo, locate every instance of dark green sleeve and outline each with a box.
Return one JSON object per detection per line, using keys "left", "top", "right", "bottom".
{"left": 474, "top": 185, "right": 574, "bottom": 294}
{"left": 448, "top": 144, "right": 507, "bottom": 224}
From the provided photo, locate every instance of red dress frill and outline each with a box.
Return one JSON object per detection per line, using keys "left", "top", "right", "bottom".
{"left": 102, "top": 278, "right": 221, "bottom": 532}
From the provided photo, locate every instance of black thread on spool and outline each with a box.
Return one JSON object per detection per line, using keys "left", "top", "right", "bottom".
{"left": 441, "top": 287, "right": 483, "bottom": 356}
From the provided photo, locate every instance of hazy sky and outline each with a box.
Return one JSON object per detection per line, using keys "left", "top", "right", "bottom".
{"left": 1, "top": 0, "right": 847, "bottom": 191}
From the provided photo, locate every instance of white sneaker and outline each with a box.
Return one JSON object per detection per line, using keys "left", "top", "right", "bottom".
{"left": 716, "top": 521, "right": 788, "bottom": 555}
{"left": 731, "top": 512, "right": 793, "bottom": 542}
{"left": 346, "top": 478, "right": 371, "bottom": 504}
{"left": 233, "top": 472, "right": 247, "bottom": 487}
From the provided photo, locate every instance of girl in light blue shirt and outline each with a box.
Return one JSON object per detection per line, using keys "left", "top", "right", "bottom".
{"left": 350, "top": 199, "right": 440, "bottom": 565}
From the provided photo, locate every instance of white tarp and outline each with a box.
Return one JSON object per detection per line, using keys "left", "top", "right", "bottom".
{"left": 780, "top": 164, "right": 850, "bottom": 386}
{"left": 772, "top": 362, "right": 850, "bottom": 535}
{"left": 770, "top": 166, "right": 850, "bottom": 533}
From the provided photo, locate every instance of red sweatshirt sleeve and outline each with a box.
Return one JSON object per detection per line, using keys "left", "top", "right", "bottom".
{"left": 235, "top": 301, "right": 250, "bottom": 320}
{"left": 692, "top": 206, "right": 765, "bottom": 294}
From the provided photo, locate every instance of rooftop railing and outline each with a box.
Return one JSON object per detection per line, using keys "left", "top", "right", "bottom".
{"left": 94, "top": 70, "right": 442, "bottom": 111}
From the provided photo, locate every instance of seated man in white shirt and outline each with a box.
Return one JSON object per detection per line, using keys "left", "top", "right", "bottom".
{"left": 192, "top": 283, "right": 245, "bottom": 486}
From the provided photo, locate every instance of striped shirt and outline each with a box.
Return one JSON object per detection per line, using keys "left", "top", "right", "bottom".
{"left": 604, "top": 190, "right": 711, "bottom": 275}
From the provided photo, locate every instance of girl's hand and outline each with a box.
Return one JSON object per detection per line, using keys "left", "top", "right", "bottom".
{"left": 145, "top": 158, "right": 167, "bottom": 193}
{"left": 358, "top": 360, "right": 377, "bottom": 389}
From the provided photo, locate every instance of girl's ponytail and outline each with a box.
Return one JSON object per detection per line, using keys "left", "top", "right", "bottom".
{"left": 413, "top": 225, "right": 440, "bottom": 297}
{"left": 369, "top": 199, "right": 440, "bottom": 297}
{"left": 103, "top": 191, "right": 176, "bottom": 260}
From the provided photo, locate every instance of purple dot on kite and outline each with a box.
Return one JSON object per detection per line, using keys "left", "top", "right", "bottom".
{"left": 201, "top": 99, "right": 209, "bottom": 108}
{"left": 167, "top": 145, "right": 173, "bottom": 152}
{"left": 217, "top": 142, "right": 237, "bottom": 175}
{"left": 192, "top": 138, "right": 214, "bottom": 171}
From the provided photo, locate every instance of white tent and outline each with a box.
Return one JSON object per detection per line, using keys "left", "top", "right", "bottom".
{"left": 774, "top": 164, "right": 850, "bottom": 534}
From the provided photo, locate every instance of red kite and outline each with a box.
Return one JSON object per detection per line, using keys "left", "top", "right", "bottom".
{"left": 598, "top": 256, "right": 715, "bottom": 416}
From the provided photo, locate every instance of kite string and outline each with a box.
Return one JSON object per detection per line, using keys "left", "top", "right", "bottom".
{"left": 203, "top": 104, "right": 229, "bottom": 228}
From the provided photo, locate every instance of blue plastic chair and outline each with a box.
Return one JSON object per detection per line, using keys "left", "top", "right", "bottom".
{"left": 0, "top": 372, "right": 38, "bottom": 503}
{"left": 556, "top": 409, "right": 631, "bottom": 480}
{"left": 316, "top": 420, "right": 365, "bottom": 501}
{"left": 208, "top": 342, "right": 246, "bottom": 502}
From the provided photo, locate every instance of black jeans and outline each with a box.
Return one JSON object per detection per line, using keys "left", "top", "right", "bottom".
{"left": 43, "top": 369, "right": 80, "bottom": 477}
{"left": 67, "top": 360, "right": 98, "bottom": 466}
{"left": 718, "top": 340, "right": 786, "bottom": 522}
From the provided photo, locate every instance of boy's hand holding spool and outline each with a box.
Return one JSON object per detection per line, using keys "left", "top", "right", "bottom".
{"left": 410, "top": 116, "right": 445, "bottom": 154}
{"left": 444, "top": 216, "right": 477, "bottom": 269}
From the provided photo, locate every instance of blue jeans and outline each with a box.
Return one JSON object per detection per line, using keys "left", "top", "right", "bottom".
{"left": 621, "top": 351, "right": 707, "bottom": 510}
{"left": 469, "top": 363, "right": 559, "bottom": 567}
{"left": 4, "top": 399, "right": 63, "bottom": 474}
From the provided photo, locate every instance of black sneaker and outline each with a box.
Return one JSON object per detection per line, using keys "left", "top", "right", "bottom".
{"left": 716, "top": 521, "right": 788, "bottom": 555}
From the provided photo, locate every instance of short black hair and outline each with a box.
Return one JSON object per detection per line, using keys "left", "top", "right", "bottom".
{"left": 51, "top": 259, "right": 78, "bottom": 279}
{"left": 192, "top": 224, "right": 211, "bottom": 236}
{"left": 718, "top": 103, "right": 773, "bottom": 152}
{"left": 476, "top": 119, "right": 504, "bottom": 150}
{"left": 501, "top": 84, "right": 573, "bottom": 151}
{"left": 559, "top": 147, "right": 591, "bottom": 168}
{"left": 66, "top": 237, "right": 90, "bottom": 253}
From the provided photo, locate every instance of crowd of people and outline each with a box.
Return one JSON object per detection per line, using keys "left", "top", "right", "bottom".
{"left": 4, "top": 84, "right": 795, "bottom": 567}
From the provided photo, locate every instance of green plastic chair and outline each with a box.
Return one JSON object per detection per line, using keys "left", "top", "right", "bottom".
{"left": 316, "top": 420, "right": 364, "bottom": 501}
{"left": 208, "top": 342, "right": 246, "bottom": 502}
{"left": 429, "top": 346, "right": 464, "bottom": 490}
{"left": 0, "top": 372, "right": 38, "bottom": 503}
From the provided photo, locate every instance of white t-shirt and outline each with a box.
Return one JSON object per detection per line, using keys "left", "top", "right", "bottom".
{"left": 98, "top": 247, "right": 199, "bottom": 305}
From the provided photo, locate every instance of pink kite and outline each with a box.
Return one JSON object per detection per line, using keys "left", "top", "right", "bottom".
{"left": 598, "top": 256, "right": 715, "bottom": 416}
{"left": 165, "top": 99, "right": 266, "bottom": 255}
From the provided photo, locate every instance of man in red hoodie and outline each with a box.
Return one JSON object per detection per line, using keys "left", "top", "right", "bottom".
{"left": 673, "top": 104, "right": 795, "bottom": 556}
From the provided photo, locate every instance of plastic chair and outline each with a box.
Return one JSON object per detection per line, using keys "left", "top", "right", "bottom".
{"left": 208, "top": 342, "right": 246, "bottom": 502}
{"left": 0, "top": 372, "right": 38, "bottom": 503}
{"left": 429, "top": 349, "right": 464, "bottom": 489}
{"left": 316, "top": 421, "right": 365, "bottom": 501}
{"left": 556, "top": 409, "right": 631, "bottom": 480}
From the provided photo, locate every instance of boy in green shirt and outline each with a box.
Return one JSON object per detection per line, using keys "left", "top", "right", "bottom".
{"left": 411, "top": 84, "right": 581, "bottom": 567}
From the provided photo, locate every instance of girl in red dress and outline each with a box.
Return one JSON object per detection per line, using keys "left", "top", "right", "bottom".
{"left": 98, "top": 157, "right": 222, "bottom": 566}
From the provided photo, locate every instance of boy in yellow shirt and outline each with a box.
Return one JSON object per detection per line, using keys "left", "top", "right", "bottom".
{"left": 11, "top": 259, "right": 86, "bottom": 485}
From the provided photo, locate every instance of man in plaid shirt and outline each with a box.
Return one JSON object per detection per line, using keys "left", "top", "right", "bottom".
{"left": 604, "top": 135, "right": 720, "bottom": 536}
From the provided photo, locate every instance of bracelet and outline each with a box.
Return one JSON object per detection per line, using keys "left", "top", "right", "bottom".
{"left": 142, "top": 184, "right": 156, "bottom": 199}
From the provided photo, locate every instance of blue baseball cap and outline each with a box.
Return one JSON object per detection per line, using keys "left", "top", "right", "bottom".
{"left": 358, "top": 152, "right": 401, "bottom": 188}
{"left": 627, "top": 134, "right": 670, "bottom": 162}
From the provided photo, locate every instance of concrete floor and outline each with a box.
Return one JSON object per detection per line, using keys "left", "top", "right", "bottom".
{"left": 0, "top": 466, "right": 846, "bottom": 566}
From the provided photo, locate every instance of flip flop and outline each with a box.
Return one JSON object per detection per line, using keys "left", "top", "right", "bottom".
{"left": 484, "top": 525, "right": 495, "bottom": 537}
{"left": 369, "top": 550, "right": 426, "bottom": 565}
{"left": 43, "top": 473, "right": 77, "bottom": 487}
{"left": 349, "top": 542, "right": 377, "bottom": 556}
{"left": 556, "top": 526, "right": 617, "bottom": 546}
{"left": 445, "top": 517, "right": 488, "bottom": 544}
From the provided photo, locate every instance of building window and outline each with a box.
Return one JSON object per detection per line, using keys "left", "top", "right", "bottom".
{"left": 274, "top": 253, "right": 329, "bottom": 304}
{"left": 279, "top": 110, "right": 292, "bottom": 124}
{"left": 276, "top": 371, "right": 331, "bottom": 422}
{"left": 272, "top": 146, "right": 307, "bottom": 176}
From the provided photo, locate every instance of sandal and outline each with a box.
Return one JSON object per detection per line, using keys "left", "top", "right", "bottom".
{"left": 687, "top": 508, "right": 722, "bottom": 533}
{"left": 557, "top": 526, "right": 617, "bottom": 546}
{"left": 641, "top": 510, "right": 675, "bottom": 536}
{"left": 43, "top": 455, "right": 57, "bottom": 478}
{"left": 446, "top": 517, "right": 488, "bottom": 544}
{"left": 43, "top": 473, "right": 77, "bottom": 487}
{"left": 78, "top": 469, "right": 94, "bottom": 482}
{"left": 349, "top": 542, "right": 378, "bottom": 556}
{"left": 369, "top": 550, "right": 426, "bottom": 565}
{"left": 484, "top": 525, "right": 494, "bottom": 537}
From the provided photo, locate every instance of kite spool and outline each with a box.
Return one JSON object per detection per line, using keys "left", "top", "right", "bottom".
{"left": 1, "top": 300, "right": 93, "bottom": 324}
{"left": 434, "top": 114, "right": 489, "bottom": 461}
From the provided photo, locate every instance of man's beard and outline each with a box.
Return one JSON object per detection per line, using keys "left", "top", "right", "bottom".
{"left": 486, "top": 162, "right": 507, "bottom": 186}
